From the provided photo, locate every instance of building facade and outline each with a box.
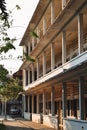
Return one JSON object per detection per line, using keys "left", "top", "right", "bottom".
{"left": 20, "top": 0, "right": 87, "bottom": 129}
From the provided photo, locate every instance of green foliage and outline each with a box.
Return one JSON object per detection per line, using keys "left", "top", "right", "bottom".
{"left": 24, "top": 52, "right": 35, "bottom": 62}
{"left": 0, "top": 0, "right": 18, "bottom": 54}
{"left": 0, "top": 123, "right": 6, "bottom": 130}
{"left": 0, "top": 65, "right": 8, "bottom": 84}
{"left": 0, "top": 77, "right": 23, "bottom": 101}
{"left": 30, "top": 31, "right": 39, "bottom": 38}
{"left": 16, "top": 5, "right": 21, "bottom": 10}
{"left": 0, "top": 42, "right": 16, "bottom": 53}
{"left": 0, "top": 0, "right": 8, "bottom": 22}
{"left": 0, "top": 66, "right": 23, "bottom": 102}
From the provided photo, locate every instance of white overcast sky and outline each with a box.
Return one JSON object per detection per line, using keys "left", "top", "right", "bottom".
{"left": 0, "top": 0, "right": 39, "bottom": 74}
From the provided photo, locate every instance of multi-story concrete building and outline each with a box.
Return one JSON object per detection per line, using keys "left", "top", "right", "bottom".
{"left": 20, "top": 0, "right": 87, "bottom": 129}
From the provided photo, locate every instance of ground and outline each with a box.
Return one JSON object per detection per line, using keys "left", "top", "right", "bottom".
{"left": 0, "top": 116, "right": 55, "bottom": 130}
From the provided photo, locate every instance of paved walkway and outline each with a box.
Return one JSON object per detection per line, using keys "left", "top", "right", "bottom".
{"left": 0, "top": 116, "right": 56, "bottom": 130}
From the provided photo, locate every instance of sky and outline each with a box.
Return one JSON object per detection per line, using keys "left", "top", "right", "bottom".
{"left": 0, "top": 0, "right": 39, "bottom": 75}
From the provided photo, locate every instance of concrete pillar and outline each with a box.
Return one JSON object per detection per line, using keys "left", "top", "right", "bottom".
{"left": 69, "top": 100, "right": 72, "bottom": 116}
{"left": 51, "top": 42, "right": 55, "bottom": 70}
{"left": 23, "top": 45, "right": 26, "bottom": 54}
{"left": 2, "top": 102, "right": 4, "bottom": 116}
{"left": 32, "top": 64, "right": 34, "bottom": 82}
{"left": 78, "top": 14, "right": 83, "bottom": 55}
{"left": 32, "top": 95, "right": 34, "bottom": 113}
{"left": 37, "top": 58, "right": 39, "bottom": 79}
{"left": 23, "top": 69, "right": 26, "bottom": 89}
{"left": 51, "top": 0, "right": 55, "bottom": 24}
{"left": 23, "top": 95, "right": 26, "bottom": 112}
{"left": 43, "top": 90, "right": 46, "bottom": 115}
{"left": 37, "top": 27, "right": 40, "bottom": 43}
{"left": 43, "top": 16, "right": 46, "bottom": 35}
{"left": 22, "top": 95, "right": 24, "bottom": 117}
{"left": 32, "top": 37, "right": 35, "bottom": 50}
{"left": 62, "top": 82, "right": 66, "bottom": 118}
{"left": 79, "top": 76, "right": 84, "bottom": 120}
{"left": 43, "top": 51, "right": 46, "bottom": 75}
{"left": 28, "top": 69, "right": 30, "bottom": 84}
{"left": 62, "top": 31, "right": 66, "bottom": 64}
{"left": 37, "top": 94, "right": 39, "bottom": 114}
{"left": 28, "top": 95, "right": 30, "bottom": 113}
{"left": 62, "top": 0, "right": 66, "bottom": 9}
{"left": 28, "top": 42, "right": 31, "bottom": 55}
{"left": 51, "top": 86, "right": 55, "bottom": 116}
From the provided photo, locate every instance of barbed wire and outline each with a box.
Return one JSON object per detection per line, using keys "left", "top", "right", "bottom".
{"left": 0, "top": 55, "right": 23, "bottom": 61}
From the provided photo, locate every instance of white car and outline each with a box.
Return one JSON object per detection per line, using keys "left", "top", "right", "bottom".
{"left": 9, "top": 108, "right": 19, "bottom": 115}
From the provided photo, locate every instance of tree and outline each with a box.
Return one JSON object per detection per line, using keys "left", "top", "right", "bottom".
{"left": 0, "top": 0, "right": 8, "bottom": 22}
{"left": 0, "top": 65, "right": 23, "bottom": 118}
{"left": 0, "top": 78, "right": 23, "bottom": 101}
{"left": 0, "top": 0, "right": 16, "bottom": 54}
{"left": 0, "top": 65, "right": 9, "bottom": 85}
{"left": 0, "top": 0, "right": 37, "bottom": 62}
{"left": 0, "top": 77, "right": 23, "bottom": 118}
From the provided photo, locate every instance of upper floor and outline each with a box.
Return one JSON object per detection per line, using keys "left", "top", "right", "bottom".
{"left": 20, "top": 0, "right": 87, "bottom": 90}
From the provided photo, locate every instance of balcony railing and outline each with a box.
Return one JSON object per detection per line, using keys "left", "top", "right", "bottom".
{"left": 24, "top": 51, "right": 87, "bottom": 90}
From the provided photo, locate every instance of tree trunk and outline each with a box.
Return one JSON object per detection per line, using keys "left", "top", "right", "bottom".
{"left": 4, "top": 100, "right": 7, "bottom": 120}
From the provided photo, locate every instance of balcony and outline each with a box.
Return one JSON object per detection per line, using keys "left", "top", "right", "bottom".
{"left": 24, "top": 51, "right": 87, "bottom": 91}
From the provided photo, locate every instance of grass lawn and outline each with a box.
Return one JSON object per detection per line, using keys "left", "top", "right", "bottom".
{"left": 0, "top": 123, "right": 6, "bottom": 130}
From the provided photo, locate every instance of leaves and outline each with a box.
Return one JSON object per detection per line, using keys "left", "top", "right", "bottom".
{"left": 0, "top": 65, "right": 23, "bottom": 101}
{"left": 16, "top": 5, "right": 21, "bottom": 10}
{"left": 24, "top": 52, "right": 35, "bottom": 62}
{"left": 0, "top": 43, "right": 16, "bottom": 53}
{"left": 0, "top": 123, "right": 6, "bottom": 130}
{"left": 0, "top": 1, "right": 17, "bottom": 54}
{"left": 0, "top": 36, "right": 16, "bottom": 53}
{"left": 0, "top": 77, "right": 23, "bottom": 101}
{"left": 30, "top": 31, "right": 39, "bottom": 38}
{"left": 0, "top": 0, "right": 8, "bottom": 21}
{"left": 0, "top": 65, "right": 8, "bottom": 84}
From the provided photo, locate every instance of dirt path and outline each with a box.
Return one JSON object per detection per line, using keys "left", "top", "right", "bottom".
{"left": 4, "top": 120, "right": 34, "bottom": 130}
{"left": 3, "top": 119, "right": 55, "bottom": 130}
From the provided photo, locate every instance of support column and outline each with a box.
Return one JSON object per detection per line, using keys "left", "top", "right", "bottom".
{"left": 37, "top": 27, "right": 40, "bottom": 43}
{"left": 32, "top": 64, "right": 34, "bottom": 82}
{"left": 51, "top": 0, "right": 55, "bottom": 24}
{"left": 28, "top": 69, "right": 30, "bottom": 84}
{"left": 24, "top": 95, "right": 26, "bottom": 112}
{"left": 51, "top": 86, "right": 55, "bottom": 116}
{"left": 23, "top": 45, "right": 26, "bottom": 54}
{"left": 28, "top": 95, "right": 30, "bottom": 113}
{"left": 51, "top": 43, "right": 55, "bottom": 70}
{"left": 37, "top": 94, "right": 39, "bottom": 114}
{"left": 43, "top": 16, "right": 46, "bottom": 35}
{"left": 78, "top": 14, "right": 83, "bottom": 55}
{"left": 2, "top": 102, "right": 4, "bottom": 116}
{"left": 23, "top": 69, "right": 26, "bottom": 89}
{"left": 43, "top": 51, "right": 46, "bottom": 75}
{"left": 62, "top": 82, "right": 66, "bottom": 118}
{"left": 28, "top": 42, "right": 31, "bottom": 55}
{"left": 43, "top": 90, "right": 46, "bottom": 115}
{"left": 79, "top": 76, "right": 84, "bottom": 120}
{"left": 32, "top": 95, "right": 34, "bottom": 113}
{"left": 26, "top": 70, "right": 28, "bottom": 86}
{"left": 69, "top": 100, "right": 72, "bottom": 116}
{"left": 62, "top": 0, "right": 66, "bottom": 9}
{"left": 62, "top": 31, "right": 66, "bottom": 64}
{"left": 22, "top": 95, "right": 24, "bottom": 117}
{"left": 32, "top": 37, "right": 35, "bottom": 50}
{"left": 37, "top": 58, "right": 39, "bottom": 79}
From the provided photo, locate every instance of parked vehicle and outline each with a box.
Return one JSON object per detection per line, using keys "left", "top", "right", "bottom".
{"left": 9, "top": 108, "right": 20, "bottom": 115}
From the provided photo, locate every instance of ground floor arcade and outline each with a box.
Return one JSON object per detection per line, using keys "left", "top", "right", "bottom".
{"left": 23, "top": 62, "right": 87, "bottom": 130}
